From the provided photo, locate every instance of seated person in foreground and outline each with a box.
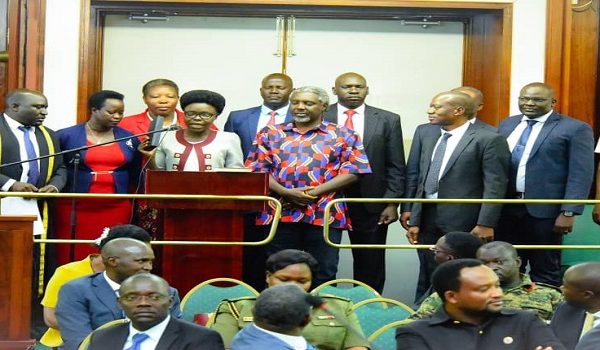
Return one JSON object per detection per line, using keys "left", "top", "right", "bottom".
{"left": 139, "top": 89, "right": 244, "bottom": 171}
{"left": 231, "top": 284, "right": 315, "bottom": 350}
{"left": 396, "top": 259, "right": 565, "bottom": 350}
{"left": 210, "top": 249, "right": 370, "bottom": 350}
{"left": 56, "top": 238, "right": 182, "bottom": 350}
{"left": 414, "top": 231, "right": 484, "bottom": 306}
{"left": 411, "top": 241, "right": 562, "bottom": 322}
{"left": 87, "top": 273, "right": 224, "bottom": 350}
{"left": 39, "top": 225, "right": 152, "bottom": 348}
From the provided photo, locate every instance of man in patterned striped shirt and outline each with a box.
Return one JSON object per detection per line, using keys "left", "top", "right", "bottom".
{"left": 246, "top": 86, "right": 372, "bottom": 288}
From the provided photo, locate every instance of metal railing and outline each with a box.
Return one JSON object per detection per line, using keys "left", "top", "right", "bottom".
{"left": 0, "top": 192, "right": 282, "bottom": 246}
{"left": 323, "top": 198, "right": 600, "bottom": 250}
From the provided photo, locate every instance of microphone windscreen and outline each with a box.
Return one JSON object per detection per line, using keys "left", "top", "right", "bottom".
{"left": 305, "top": 295, "right": 325, "bottom": 308}
{"left": 148, "top": 115, "right": 165, "bottom": 149}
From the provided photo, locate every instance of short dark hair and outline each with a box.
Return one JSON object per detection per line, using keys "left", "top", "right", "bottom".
{"left": 265, "top": 249, "right": 319, "bottom": 277}
{"left": 444, "top": 232, "right": 484, "bottom": 259}
{"left": 98, "top": 224, "right": 152, "bottom": 248}
{"left": 142, "top": 78, "right": 179, "bottom": 96}
{"left": 254, "top": 284, "right": 311, "bottom": 332}
{"left": 88, "top": 90, "right": 124, "bottom": 110}
{"left": 432, "top": 258, "right": 483, "bottom": 302}
{"left": 179, "top": 90, "right": 226, "bottom": 114}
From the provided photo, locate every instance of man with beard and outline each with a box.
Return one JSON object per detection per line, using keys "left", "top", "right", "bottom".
{"left": 412, "top": 241, "right": 563, "bottom": 321}
{"left": 246, "top": 86, "right": 371, "bottom": 287}
{"left": 396, "top": 259, "right": 564, "bottom": 350}
{"left": 551, "top": 262, "right": 600, "bottom": 350}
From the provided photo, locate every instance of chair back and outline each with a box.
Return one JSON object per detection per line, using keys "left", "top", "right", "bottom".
{"left": 368, "top": 319, "right": 413, "bottom": 350}
{"left": 351, "top": 298, "right": 414, "bottom": 339}
{"left": 180, "top": 277, "right": 259, "bottom": 322}
{"left": 77, "top": 319, "right": 128, "bottom": 350}
{"left": 311, "top": 278, "right": 381, "bottom": 304}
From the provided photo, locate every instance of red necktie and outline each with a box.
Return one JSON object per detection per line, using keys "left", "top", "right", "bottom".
{"left": 344, "top": 109, "right": 357, "bottom": 130}
{"left": 268, "top": 111, "right": 278, "bottom": 126}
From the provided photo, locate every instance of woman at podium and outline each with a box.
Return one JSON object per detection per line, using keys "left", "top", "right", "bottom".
{"left": 139, "top": 89, "right": 244, "bottom": 171}
{"left": 54, "top": 90, "right": 141, "bottom": 265}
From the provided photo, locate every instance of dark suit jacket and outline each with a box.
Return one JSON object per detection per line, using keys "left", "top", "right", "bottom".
{"left": 396, "top": 309, "right": 565, "bottom": 350}
{"left": 87, "top": 317, "right": 224, "bottom": 350}
{"left": 409, "top": 123, "right": 510, "bottom": 230}
{"left": 576, "top": 325, "right": 600, "bottom": 350}
{"left": 324, "top": 104, "right": 405, "bottom": 214}
{"left": 224, "top": 106, "right": 293, "bottom": 159}
{"left": 402, "top": 118, "right": 495, "bottom": 213}
{"left": 498, "top": 112, "right": 594, "bottom": 218}
{"left": 56, "top": 273, "right": 183, "bottom": 350}
{"left": 551, "top": 302, "right": 586, "bottom": 350}
{"left": 57, "top": 123, "right": 141, "bottom": 193}
{"left": 0, "top": 113, "right": 67, "bottom": 190}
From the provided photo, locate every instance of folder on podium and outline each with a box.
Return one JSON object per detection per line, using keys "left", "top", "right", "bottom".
{"left": 146, "top": 170, "right": 268, "bottom": 294}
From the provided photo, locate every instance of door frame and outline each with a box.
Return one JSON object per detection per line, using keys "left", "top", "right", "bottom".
{"left": 78, "top": 0, "right": 513, "bottom": 124}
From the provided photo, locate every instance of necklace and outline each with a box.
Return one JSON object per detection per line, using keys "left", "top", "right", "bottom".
{"left": 86, "top": 123, "right": 113, "bottom": 145}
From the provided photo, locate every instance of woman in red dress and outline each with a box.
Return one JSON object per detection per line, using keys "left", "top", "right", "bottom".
{"left": 55, "top": 90, "right": 141, "bottom": 264}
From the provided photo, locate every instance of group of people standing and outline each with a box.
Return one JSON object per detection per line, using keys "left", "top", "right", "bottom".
{"left": 0, "top": 73, "right": 596, "bottom": 343}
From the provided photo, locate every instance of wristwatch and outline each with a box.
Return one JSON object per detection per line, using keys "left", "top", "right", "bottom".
{"left": 562, "top": 211, "right": 575, "bottom": 217}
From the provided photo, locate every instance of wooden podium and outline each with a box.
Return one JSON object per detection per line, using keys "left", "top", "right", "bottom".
{"left": 146, "top": 171, "right": 268, "bottom": 295}
{"left": 0, "top": 216, "right": 36, "bottom": 350}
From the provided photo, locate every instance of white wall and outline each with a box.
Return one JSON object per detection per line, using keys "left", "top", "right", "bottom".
{"left": 43, "top": 1, "right": 546, "bottom": 130}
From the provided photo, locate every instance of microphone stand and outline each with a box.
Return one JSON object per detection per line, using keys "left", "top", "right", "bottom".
{"left": 68, "top": 153, "right": 80, "bottom": 262}
{"left": 0, "top": 126, "right": 179, "bottom": 169}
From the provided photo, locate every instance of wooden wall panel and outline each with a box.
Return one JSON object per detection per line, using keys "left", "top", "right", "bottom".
{"left": 545, "top": 0, "right": 599, "bottom": 130}
{"left": 79, "top": 1, "right": 512, "bottom": 126}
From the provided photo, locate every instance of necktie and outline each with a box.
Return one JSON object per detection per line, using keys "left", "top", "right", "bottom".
{"left": 18, "top": 126, "right": 40, "bottom": 185}
{"left": 344, "top": 109, "right": 357, "bottom": 130}
{"left": 424, "top": 133, "right": 452, "bottom": 195}
{"left": 581, "top": 313, "right": 596, "bottom": 338}
{"left": 126, "top": 332, "right": 149, "bottom": 350}
{"left": 511, "top": 119, "right": 538, "bottom": 175}
{"left": 267, "top": 111, "right": 277, "bottom": 126}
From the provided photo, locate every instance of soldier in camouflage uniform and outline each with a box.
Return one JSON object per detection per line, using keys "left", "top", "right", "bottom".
{"left": 410, "top": 241, "right": 562, "bottom": 321}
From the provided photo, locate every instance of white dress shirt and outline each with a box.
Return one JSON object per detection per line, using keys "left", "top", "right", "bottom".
{"left": 337, "top": 103, "right": 366, "bottom": 139}
{"left": 123, "top": 315, "right": 171, "bottom": 350}
{"left": 256, "top": 104, "right": 289, "bottom": 133}
{"left": 506, "top": 110, "right": 553, "bottom": 193}
{"left": 252, "top": 324, "right": 308, "bottom": 350}
{"left": 103, "top": 271, "right": 121, "bottom": 296}
{"left": 595, "top": 139, "right": 600, "bottom": 154}
{"left": 1, "top": 113, "right": 40, "bottom": 191}
{"left": 426, "top": 120, "right": 471, "bottom": 199}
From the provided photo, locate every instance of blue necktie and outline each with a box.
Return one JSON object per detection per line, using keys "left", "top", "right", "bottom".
{"left": 126, "top": 333, "right": 149, "bottom": 350}
{"left": 424, "top": 132, "right": 452, "bottom": 195}
{"left": 18, "top": 126, "right": 40, "bottom": 185}
{"left": 511, "top": 120, "right": 538, "bottom": 174}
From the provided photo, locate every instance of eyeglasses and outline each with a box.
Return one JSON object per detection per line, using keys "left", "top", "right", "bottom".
{"left": 518, "top": 97, "right": 551, "bottom": 103}
{"left": 429, "top": 246, "right": 454, "bottom": 256}
{"left": 184, "top": 112, "right": 217, "bottom": 120}
{"left": 119, "top": 293, "right": 168, "bottom": 303}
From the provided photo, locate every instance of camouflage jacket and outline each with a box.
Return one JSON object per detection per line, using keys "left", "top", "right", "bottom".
{"left": 409, "top": 274, "right": 563, "bottom": 322}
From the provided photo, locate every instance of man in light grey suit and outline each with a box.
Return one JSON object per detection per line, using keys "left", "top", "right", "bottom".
{"left": 323, "top": 72, "right": 405, "bottom": 293}
{"left": 56, "top": 238, "right": 182, "bottom": 350}
{"left": 406, "top": 91, "right": 510, "bottom": 301}
{"left": 497, "top": 82, "right": 595, "bottom": 286}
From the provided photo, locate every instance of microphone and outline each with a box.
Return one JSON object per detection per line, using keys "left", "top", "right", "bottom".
{"left": 147, "top": 115, "right": 165, "bottom": 150}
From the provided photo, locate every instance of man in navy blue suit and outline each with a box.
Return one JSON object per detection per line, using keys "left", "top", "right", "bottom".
{"left": 497, "top": 82, "right": 595, "bottom": 286}
{"left": 224, "top": 73, "right": 294, "bottom": 290}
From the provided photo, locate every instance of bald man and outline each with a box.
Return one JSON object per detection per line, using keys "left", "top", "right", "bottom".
{"left": 552, "top": 262, "right": 600, "bottom": 350}
{"left": 324, "top": 72, "right": 405, "bottom": 293}
{"left": 56, "top": 238, "right": 183, "bottom": 350}
{"left": 407, "top": 91, "right": 510, "bottom": 302}
{"left": 497, "top": 82, "right": 595, "bottom": 286}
